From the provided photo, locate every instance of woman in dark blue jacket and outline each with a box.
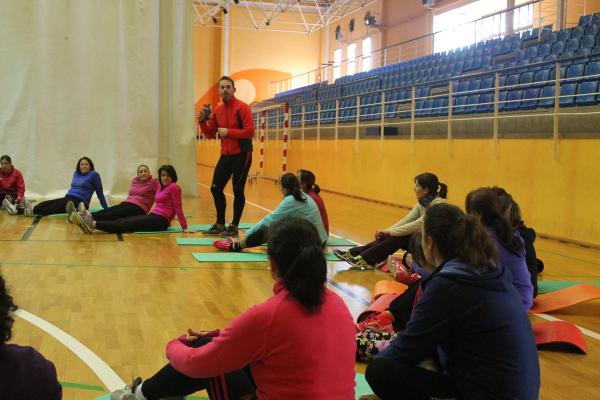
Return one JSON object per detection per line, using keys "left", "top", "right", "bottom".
{"left": 365, "top": 203, "right": 540, "bottom": 400}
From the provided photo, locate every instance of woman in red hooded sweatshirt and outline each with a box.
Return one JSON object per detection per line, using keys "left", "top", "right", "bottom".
{"left": 0, "top": 155, "right": 32, "bottom": 216}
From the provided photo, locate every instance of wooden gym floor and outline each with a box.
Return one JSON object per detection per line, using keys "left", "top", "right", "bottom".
{"left": 1, "top": 164, "right": 598, "bottom": 399}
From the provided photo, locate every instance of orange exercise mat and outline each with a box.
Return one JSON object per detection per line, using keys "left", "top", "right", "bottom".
{"left": 532, "top": 321, "right": 587, "bottom": 354}
{"left": 372, "top": 280, "right": 408, "bottom": 301}
{"left": 528, "top": 284, "right": 600, "bottom": 314}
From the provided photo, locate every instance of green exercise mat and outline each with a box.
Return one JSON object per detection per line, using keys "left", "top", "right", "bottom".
{"left": 192, "top": 252, "right": 339, "bottom": 262}
{"left": 326, "top": 237, "right": 357, "bottom": 246}
{"left": 178, "top": 236, "right": 356, "bottom": 246}
{"left": 538, "top": 281, "right": 600, "bottom": 294}
{"left": 355, "top": 372, "right": 373, "bottom": 398}
{"left": 135, "top": 223, "right": 253, "bottom": 234}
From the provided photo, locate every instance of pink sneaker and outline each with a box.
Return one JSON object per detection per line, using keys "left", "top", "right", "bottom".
{"left": 355, "top": 312, "right": 394, "bottom": 333}
{"left": 213, "top": 239, "right": 233, "bottom": 251}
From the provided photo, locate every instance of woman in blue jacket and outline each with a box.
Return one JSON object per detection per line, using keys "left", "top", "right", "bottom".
{"left": 365, "top": 203, "right": 540, "bottom": 400}
{"left": 33, "top": 157, "right": 108, "bottom": 216}
{"left": 213, "top": 173, "right": 327, "bottom": 251}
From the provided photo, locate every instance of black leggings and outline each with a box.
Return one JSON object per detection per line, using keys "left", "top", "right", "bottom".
{"left": 349, "top": 234, "right": 412, "bottom": 266}
{"left": 211, "top": 152, "right": 252, "bottom": 226}
{"left": 243, "top": 226, "right": 268, "bottom": 248}
{"left": 91, "top": 202, "right": 145, "bottom": 221}
{"left": 33, "top": 195, "right": 84, "bottom": 216}
{"left": 366, "top": 357, "right": 461, "bottom": 400}
{"left": 95, "top": 213, "right": 169, "bottom": 233}
{"left": 387, "top": 282, "right": 420, "bottom": 332}
{"left": 140, "top": 337, "right": 256, "bottom": 400}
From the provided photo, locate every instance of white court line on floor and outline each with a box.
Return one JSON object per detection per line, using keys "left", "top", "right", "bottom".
{"left": 200, "top": 181, "right": 600, "bottom": 341}
{"left": 535, "top": 313, "right": 600, "bottom": 341}
{"left": 15, "top": 309, "right": 125, "bottom": 391}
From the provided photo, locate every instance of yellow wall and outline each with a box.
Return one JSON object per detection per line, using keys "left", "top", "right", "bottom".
{"left": 197, "top": 137, "right": 600, "bottom": 245}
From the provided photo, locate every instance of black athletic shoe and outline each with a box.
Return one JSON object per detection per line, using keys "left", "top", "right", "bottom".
{"left": 201, "top": 223, "right": 226, "bottom": 235}
{"left": 223, "top": 225, "right": 239, "bottom": 237}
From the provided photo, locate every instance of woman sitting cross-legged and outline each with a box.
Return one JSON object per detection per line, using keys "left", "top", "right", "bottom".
{"left": 213, "top": 172, "right": 328, "bottom": 252}
{"left": 110, "top": 217, "right": 356, "bottom": 400}
{"left": 334, "top": 172, "right": 447, "bottom": 270}
{"left": 364, "top": 203, "right": 540, "bottom": 400}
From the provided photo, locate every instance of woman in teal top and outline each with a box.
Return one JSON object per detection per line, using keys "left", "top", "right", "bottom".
{"left": 213, "top": 173, "right": 328, "bottom": 251}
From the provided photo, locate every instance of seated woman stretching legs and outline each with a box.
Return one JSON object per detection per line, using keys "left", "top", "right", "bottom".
{"left": 111, "top": 217, "right": 356, "bottom": 400}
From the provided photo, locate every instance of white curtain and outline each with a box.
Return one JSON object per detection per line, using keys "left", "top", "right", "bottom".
{"left": 0, "top": 0, "right": 197, "bottom": 201}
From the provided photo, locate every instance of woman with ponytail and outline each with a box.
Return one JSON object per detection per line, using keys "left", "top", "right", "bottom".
{"left": 298, "top": 169, "right": 329, "bottom": 235}
{"left": 365, "top": 203, "right": 540, "bottom": 400}
{"left": 335, "top": 172, "right": 448, "bottom": 269}
{"left": 111, "top": 218, "right": 356, "bottom": 400}
{"left": 466, "top": 188, "right": 533, "bottom": 310}
{"left": 213, "top": 173, "right": 328, "bottom": 251}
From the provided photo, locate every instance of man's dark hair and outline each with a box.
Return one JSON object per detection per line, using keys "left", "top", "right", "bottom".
{"left": 218, "top": 76, "right": 235, "bottom": 87}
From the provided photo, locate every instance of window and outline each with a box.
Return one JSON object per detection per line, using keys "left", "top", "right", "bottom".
{"left": 333, "top": 48, "right": 342, "bottom": 81}
{"left": 514, "top": 0, "right": 534, "bottom": 31}
{"left": 433, "top": 0, "right": 507, "bottom": 53}
{"left": 347, "top": 43, "right": 356, "bottom": 76}
{"left": 362, "top": 37, "right": 372, "bottom": 72}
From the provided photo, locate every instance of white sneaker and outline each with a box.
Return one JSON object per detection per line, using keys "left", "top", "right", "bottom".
{"left": 3, "top": 196, "right": 18, "bottom": 215}
{"left": 21, "top": 198, "right": 34, "bottom": 217}
{"left": 78, "top": 202, "right": 86, "bottom": 213}
{"left": 65, "top": 201, "right": 75, "bottom": 223}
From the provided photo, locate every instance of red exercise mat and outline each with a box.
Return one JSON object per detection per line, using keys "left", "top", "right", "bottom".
{"left": 532, "top": 321, "right": 587, "bottom": 354}
{"left": 529, "top": 284, "right": 600, "bottom": 314}
{"left": 357, "top": 293, "right": 400, "bottom": 323}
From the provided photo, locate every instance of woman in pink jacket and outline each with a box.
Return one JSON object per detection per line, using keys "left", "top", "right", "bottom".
{"left": 0, "top": 155, "right": 33, "bottom": 216}
{"left": 74, "top": 165, "right": 189, "bottom": 233}
{"left": 77, "top": 164, "right": 158, "bottom": 222}
{"left": 111, "top": 217, "right": 356, "bottom": 400}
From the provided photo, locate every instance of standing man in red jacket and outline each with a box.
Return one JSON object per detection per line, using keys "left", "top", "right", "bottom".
{"left": 198, "top": 76, "right": 255, "bottom": 236}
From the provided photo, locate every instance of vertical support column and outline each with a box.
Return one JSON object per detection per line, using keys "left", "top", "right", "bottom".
{"left": 380, "top": 91, "right": 385, "bottom": 152}
{"left": 301, "top": 104, "right": 305, "bottom": 150}
{"left": 335, "top": 99, "right": 339, "bottom": 152}
{"left": 410, "top": 86, "right": 416, "bottom": 154}
{"left": 282, "top": 104, "right": 289, "bottom": 172}
{"left": 493, "top": 72, "right": 500, "bottom": 158}
{"left": 223, "top": 13, "right": 230, "bottom": 75}
{"left": 448, "top": 81, "right": 453, "bottom": 157}
{"left": 317, "top": 102, "right": 321, "bottom": 151}
{"left": 259, "top": 111, "right": 266, "bottom": 174}
{"left": 553, "top": 61, "right": 561, "bottom": 160}
{"left": 355, "top": 95, "right": 360, "bottom": 153}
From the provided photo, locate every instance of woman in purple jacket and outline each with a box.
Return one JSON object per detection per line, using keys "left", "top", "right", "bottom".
{"left": 0, "top": 272, "right": 62, "bottom": 400}
{"left": 466, "top": 187, "right": 533, "bottom": 310}
{"left": 33, "top": 156, "right": 108, "bottom": 216}
{"left": 79, "top": 164, "right": 158, "bottom": 222}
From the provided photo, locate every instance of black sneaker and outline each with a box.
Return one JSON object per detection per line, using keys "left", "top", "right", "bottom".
{"left": 223, "top": 225, "right": 239, "bottom": 237}
{"left": 201, "top": 223, "right": 226, "bottom": 235}
{"left": 333, "top": 249, "right": 353, "bottom": 261}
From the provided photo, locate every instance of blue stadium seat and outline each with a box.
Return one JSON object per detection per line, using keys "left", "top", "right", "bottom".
{"left": 481, "top": 76, "right": 495, "bottom": 89}
{"left": 585, "top": 61, "right": 600, "bottom": 78}
{"left": 521, "top": 88, "right": 540, "bottom": 110}
{"left": 525, "top": 45, "right": 539, "bottom": 59}
{"left": 432, "top": 97, "right": 448, "bottom": 116}
{"left": 538, "top": 44, "right": 551, "bottom": 57}
{"left": 565, "top": 38, "right": 580, "bottom": 52}
{"left": 534, "top": 69, "right": 551, "bottom": 85}
{"left": 576, "top": 81, "right": 600, "bottom": 105}
{"left": 477, "top": 93, "right": 494, "bottom": 113}
{"left": 571, "top": 26, "right": 584, "bottom": 39}
{"left": 585, "top": 24, "right": 599, "bottom": 36}
{"left": 566, "top": 64, "right": 584, "bottom": 80}
{"left": 416, "top": 99, "right": 434, "bottom": 117}
{"left": 581, "top": 34, "right": 596, "bottom": 50}
{"left": 557, "top": 30, "right": 569, "bottom": 43}
{"left": 452, "top": 96, "right": 468, "bottom": 114}
{"left": 592, "top": 12, "right": 600, "bottom": 26}
{"left": 520, "top": 71, "right": 534, "bottom": 84}
{"left": 464, "top": 94, "right": 481, "bottom": 113}
{"left": 579, "top": 14, "right": 593, "bottom": 26}
{"left": 551, "top": 41, "right": 565, "bottom": 55}
{"left": 559, "top": 83, "right": 578, "bottom": 106}
{"left": 504, "top": 89, "right": 523, "bottom": 111}
{"left": 506, "top": 74, "right": 521, "bottom": 87}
